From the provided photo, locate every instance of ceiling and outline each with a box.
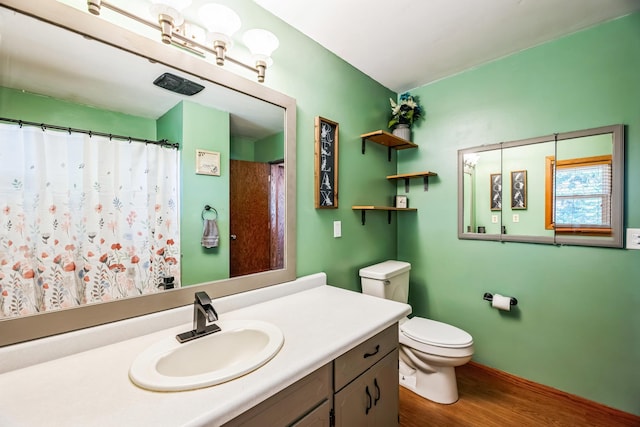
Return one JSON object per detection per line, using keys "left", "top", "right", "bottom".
{"left": 2, "top": 0, "right": 638, "bottom": 134}
{"left": 254, "top": 0, "right": 640, "bottom": 92}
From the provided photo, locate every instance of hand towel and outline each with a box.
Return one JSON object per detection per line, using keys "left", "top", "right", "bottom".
{"left": 201, "top": 219, "right": 219, "bottom": 248}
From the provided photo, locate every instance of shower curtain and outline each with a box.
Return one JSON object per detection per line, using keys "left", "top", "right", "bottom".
{"left": 0, "top": 123, "right": 180, "bottom": 318}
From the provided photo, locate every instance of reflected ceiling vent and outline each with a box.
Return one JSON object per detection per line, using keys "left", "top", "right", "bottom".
{"left": 153, "top": 72, "right": 204, "bottom": 96}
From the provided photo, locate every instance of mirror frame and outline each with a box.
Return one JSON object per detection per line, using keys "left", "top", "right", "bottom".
{"left": 0, "top": 1, "right": 297, "bottom": 346}
{"left": 458, "top": 124, "right": 624, "bottom": 248}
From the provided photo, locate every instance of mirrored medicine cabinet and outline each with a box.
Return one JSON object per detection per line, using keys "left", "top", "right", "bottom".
{"left": 458, "top": 124, "right": 624, "bottom": 248}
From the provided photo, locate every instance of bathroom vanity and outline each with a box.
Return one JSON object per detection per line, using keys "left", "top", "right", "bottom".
{"left": 226, "top": 324, "right": 400, "bottom": 426}
{"left": 0, "top": 273, "right": 410, "bottom": 426}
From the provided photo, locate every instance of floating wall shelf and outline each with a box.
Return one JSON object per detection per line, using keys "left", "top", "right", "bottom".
{"left": 351, "top": 205, "right": 417, "bottom": 225}
{"left": 360, "top": 130, "right": 417, "bottom": 161}
{"left": 387, "top": 171, "right": 437, "bottom": 192}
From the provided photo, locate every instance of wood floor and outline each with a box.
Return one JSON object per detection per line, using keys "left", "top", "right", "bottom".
{"left": 399, "top": 362, "right": 640, "bottom": 427}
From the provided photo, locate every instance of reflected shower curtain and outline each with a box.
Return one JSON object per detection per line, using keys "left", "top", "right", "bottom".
{"left": 0, "top": 123, "right": 180, "bottom": 318}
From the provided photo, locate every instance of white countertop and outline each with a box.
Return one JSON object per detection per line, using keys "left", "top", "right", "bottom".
{"left": 0, "top": 273, "right": 410, "bottom": 426}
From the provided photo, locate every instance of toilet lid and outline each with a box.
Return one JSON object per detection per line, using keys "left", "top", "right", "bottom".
{"left": 401, "top": 317, "right": 473, "bottom": 348}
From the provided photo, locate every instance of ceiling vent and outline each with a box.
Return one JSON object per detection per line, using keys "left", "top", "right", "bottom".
{"left": 153, "top": 73, "right": 204, "bottom": 96}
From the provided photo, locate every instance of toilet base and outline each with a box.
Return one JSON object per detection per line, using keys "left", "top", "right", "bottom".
{"left": 399, "top": 349, "right": 463, "bottom": 404}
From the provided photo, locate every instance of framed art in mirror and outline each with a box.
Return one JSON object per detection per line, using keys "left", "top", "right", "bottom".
{"left": 196, "top": 149, "right": 221, "bottom": 176}
{"left": 490, "top": 173, "right": 502, "bottom": 211}
{"left": 510, "top": 170, "right": 527, "bottom": 209}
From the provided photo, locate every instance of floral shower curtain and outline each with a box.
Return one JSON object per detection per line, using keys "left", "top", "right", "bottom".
{"left": 0, "top": 123, "right": 180, "bottom": 318}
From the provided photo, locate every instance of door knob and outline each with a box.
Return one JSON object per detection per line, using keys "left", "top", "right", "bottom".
{"left": 230, "top": 234, "right": 237, "bottom": 240}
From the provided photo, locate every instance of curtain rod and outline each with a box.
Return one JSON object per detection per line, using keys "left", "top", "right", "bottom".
{"left": 0, "top": 117, "right": 179, "bottom": 149}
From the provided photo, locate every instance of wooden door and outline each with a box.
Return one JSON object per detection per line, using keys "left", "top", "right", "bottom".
{"left": 230, "top": 160, "right": 271, "bottom": 277}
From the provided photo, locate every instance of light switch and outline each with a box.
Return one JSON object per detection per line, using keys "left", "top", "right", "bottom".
{"left": 333, "top": 221, "right": 342, "bottom": 238}
{"left": 626, "top": 228, "right": 640, "bottom": 249}
{"left": 491, "top": 215, "right": 498, "bottom": 224}
{"left": 512, "top": 214, "right": 520, "bottom": 223}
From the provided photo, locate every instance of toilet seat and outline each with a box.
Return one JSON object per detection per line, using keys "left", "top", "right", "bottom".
{"left": 401, "top": 317, "right": 473, "bottom": 350}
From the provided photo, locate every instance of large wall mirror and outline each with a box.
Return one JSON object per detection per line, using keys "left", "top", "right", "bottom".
{"left": 0, "top": 1, "right": 296, "bottom": 346}
{"left": 458, "top": 124, "right": 624, "bottom": 248}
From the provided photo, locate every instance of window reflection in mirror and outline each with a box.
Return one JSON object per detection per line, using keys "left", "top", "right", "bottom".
{"left": 547, "top": 134, "right": 613, "bottom": 235}
{"left": 458, "top": 125, "right": 624, "bottom": 248}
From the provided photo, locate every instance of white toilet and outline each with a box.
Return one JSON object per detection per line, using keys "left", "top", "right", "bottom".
{"left": 359, "top": 260, "right": 474, "bottom": 404}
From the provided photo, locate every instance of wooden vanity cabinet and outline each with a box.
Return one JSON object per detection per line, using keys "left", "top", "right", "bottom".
{"left": 223, "top": 364, "right": 332, "bottom": 427}
{"left": 223, "top": 324, "right": 399, "bottom": 427}
{"left": 333, "top": 325, "right": 399, "bottom": 427}
{"left": 334, "top": 350, "right": 399, "bottom": 426}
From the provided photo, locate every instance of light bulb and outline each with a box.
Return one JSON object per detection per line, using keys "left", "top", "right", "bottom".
{"left": 198, "top": 3, "right": 241, "bottom": 65}
{"left": 198, "top": 3, "right": 241, "bottom": 39}
{"left": 243, "top": 29, "right": 279, "bottom": 63}
{"left": 243, "top": 29, "right": 279, "bottom": 82}
{"left": 149, "top": 0, "right": 192, "bottom": 44}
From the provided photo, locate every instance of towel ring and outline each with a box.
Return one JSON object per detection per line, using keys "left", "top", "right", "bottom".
{"left": 201, "top": 205, "right": 218, "bottom": 220}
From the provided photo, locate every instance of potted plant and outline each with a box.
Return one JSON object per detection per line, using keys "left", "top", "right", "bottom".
{"left": 388, "top": 92, "right": 423, "bottom": 141}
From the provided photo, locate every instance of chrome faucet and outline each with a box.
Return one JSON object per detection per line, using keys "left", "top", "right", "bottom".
{"left": 176, "top": 291, "right": 221, "bottom": 343}
{"left": 194, "top": 291, "right": 218, "bottom": 334}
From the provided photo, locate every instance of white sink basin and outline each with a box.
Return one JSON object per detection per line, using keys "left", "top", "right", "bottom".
{"left": 129, "top": 319, "right": 284, "bottom": 391}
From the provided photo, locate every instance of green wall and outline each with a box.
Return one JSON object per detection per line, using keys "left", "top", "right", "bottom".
{"left": 396, "top": 13, "right": 640, "bottom": 414}
{"left": 0, "top": 87, "right": 156, "bottom": 138}
{"left": 171, "top": 101, "right": 231, "bottom": 285}
{"left": 230, "top": 131, "right": 283, "bottom": 163}
{"left": 233, "top": 0, "right": 399, "bottom": 292}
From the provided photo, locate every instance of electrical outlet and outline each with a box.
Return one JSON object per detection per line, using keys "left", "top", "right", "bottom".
{"left": 626, "top": 228, "right": 640, "bottom": 249}
{"left": 512, "top": 214, "right": 520, "bottom": 223}
{"left": 491, "top": 215, "right": 498, "bottom": 224}
{"left": 333, "top": 221, "right": 342, "bottom": 238}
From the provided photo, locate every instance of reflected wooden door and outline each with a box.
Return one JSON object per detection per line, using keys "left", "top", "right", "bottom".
{"left": 270, "top": 163, "right": 285, "bottom": 270}
{"left": 230, "top": 160, "right": 271, "bottom": 277}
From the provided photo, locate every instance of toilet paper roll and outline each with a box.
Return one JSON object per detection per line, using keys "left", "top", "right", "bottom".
{"left": 492, "top": 294, "right": 512, "bottom": 311}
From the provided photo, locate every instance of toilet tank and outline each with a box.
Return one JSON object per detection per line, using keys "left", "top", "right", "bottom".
{"left": 359, "top": 260, "right": 411, "bottom": 304}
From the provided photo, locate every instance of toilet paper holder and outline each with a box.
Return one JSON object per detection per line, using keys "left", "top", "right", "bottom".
{"left": 483, "top": 292, "right": 518, "bottom": 306}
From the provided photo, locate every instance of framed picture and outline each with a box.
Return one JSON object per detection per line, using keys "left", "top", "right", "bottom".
{"left": 195, "top": 149, "right": 220, "bottom": 176}
{"left": 511, "top": 170, "right": 527, "bottom": 209}
{"left": 490, "top": 173, "right": 502, "bottom": 211}
{"left": 314, "top": 116, "right": 339, "bottom": 208}
{"left": 395, "top": 195, "right": 408, "bottom": 208}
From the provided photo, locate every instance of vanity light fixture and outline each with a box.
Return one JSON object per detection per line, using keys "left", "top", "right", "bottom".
{"left": 85, "top": 0, "right": 280, "bottom": 83}
{"left": 243, "top": 29, "right": 280, "bottom": 83}
{"left": 198, "top": 3, "right": 241, "bottom": 66}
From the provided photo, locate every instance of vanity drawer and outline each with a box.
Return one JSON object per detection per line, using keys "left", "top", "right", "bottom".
{"left": 223, "top": 363, "right": 332, "bottom": 427}
{"left": 333, "top": 324, "right": 398, "bottom": 391}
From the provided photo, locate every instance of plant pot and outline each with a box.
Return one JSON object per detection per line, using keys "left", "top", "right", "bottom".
{"left": 392, "top": 124, "right": 411, "bottom": 141}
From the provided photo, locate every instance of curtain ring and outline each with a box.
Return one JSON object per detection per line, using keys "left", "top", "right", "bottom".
{"left": 201, "top": 205, "right": 218, "bottom": 220}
